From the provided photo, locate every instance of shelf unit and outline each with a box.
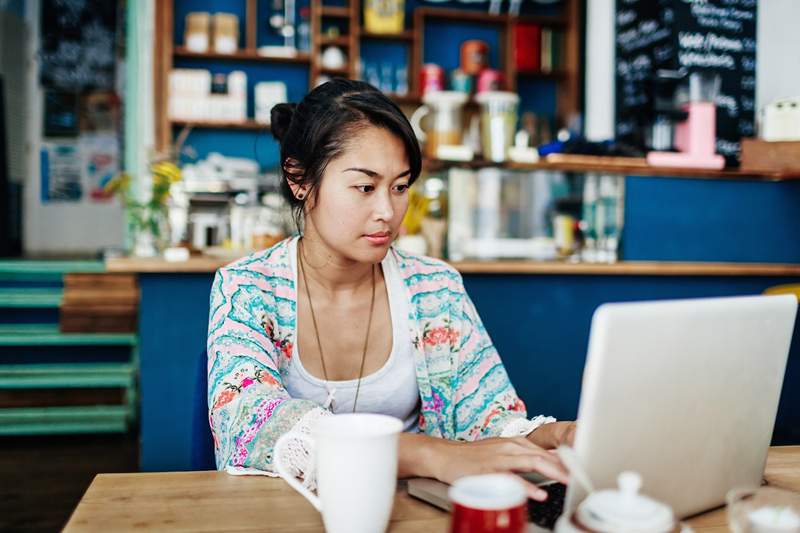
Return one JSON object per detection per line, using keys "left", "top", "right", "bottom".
{"left": 154, "top": 0, "right": 581, "bottom": 152}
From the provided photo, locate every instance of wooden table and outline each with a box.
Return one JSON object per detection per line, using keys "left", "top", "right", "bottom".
{"left": 65, "top": 446, "right": 800, "bottom": 532}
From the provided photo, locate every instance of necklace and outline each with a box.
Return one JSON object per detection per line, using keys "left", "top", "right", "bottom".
{"left": 298, "top": 238, "right": 375, "bottom": 413}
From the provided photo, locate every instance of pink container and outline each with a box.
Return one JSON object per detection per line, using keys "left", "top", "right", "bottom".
{"left": 477, "top": 69, "right": 504, "bottom": 93}
{"left": 420, "top": 63, "right": 445, "bottom": 96}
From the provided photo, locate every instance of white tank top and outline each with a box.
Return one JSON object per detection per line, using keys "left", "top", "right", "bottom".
{"left": 283, "top": 238, "right": 421, "bottom": 432}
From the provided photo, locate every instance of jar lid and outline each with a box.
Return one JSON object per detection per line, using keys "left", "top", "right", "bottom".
{"left": 422, "top": 90, "right": 468, "bottom": 106}
{"left": 577, "top": 472, "right": 675, "bottom": 533}
{"left": 475, "top": 91, "right": 520, "bottom": 105}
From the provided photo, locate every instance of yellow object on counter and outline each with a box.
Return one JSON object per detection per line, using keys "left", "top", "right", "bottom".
{"left": 364, "top": 0, "right": 405, "bottom": 34}
{"left": 402, "top": 185, "right": 430, "bottom": 235}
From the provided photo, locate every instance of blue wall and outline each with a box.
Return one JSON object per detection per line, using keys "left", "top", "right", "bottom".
{"left": 623, "top": 176, "right": 800, "bottom": 263}
{"left": 137, "top": 268, "right": 800, "bottom": 471}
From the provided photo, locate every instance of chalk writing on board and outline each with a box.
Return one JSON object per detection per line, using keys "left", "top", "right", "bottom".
{"left": 614, "top": 0, "right": 757, "bottom": 164}
{"left": 39, "top": 0, "right": 117, "bottom": 91}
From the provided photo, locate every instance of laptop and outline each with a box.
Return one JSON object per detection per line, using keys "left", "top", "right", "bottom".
{"left": 408, "top": 294, "right": 797, "bottom": 528}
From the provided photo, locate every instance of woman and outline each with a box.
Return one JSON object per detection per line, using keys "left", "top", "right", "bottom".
{"left": 207, "top": 79, "right": 575, "bottom": 501}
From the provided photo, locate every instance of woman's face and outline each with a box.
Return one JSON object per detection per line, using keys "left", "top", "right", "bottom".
{"left": 303, "top": 125, "right": 412, "bottom": 264}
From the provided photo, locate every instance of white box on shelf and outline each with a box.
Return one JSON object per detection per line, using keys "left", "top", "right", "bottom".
{"left": 255, "top": 82, "right": 287, "bottom": 125}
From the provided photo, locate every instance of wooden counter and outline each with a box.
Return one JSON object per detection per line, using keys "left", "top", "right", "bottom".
{"left": 106, "top": 256, "right": 800, "bottom": 277}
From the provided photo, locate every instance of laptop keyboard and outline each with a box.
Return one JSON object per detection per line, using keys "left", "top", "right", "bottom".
{"left": 527, "top": 482, "right": 566, "bottom": 530}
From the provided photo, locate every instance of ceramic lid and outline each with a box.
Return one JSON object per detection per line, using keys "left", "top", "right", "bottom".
{"left": 475, "top": 91, "right": 520, "bottom": 105}
{"left": 577, "top": 472, "right": 675, "bottom": 533}
{"left": 422, "top": 90, "right": 468, "bottom": 106}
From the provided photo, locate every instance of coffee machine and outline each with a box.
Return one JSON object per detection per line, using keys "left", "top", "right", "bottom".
{"left": 647, "top": 72, "right": 725, "bottom": 170}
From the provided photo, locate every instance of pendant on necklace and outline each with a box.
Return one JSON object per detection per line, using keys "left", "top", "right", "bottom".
{"left": 323, "top": 386, "right": 336, "bottom": 411}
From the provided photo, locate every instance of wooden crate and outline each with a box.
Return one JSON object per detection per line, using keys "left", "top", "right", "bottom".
{"left": 59, "top": 274, "right": 139, "bottom": 333}
{"left": 740, "top": 138, "right": 800, "bottom": 174}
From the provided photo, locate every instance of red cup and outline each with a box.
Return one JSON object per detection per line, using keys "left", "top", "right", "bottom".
{"left": 448, "top": 474, "right": 527, "bottom": 533}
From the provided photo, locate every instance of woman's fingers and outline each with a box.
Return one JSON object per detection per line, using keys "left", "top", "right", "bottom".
{"left": 521, "top": 479, "right": 549, "bottom": 502}
{"left": 499, "top": 452, "right": 570, "bottom": 485}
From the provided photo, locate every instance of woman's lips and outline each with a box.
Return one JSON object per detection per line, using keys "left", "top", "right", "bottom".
{"left": 364, "top": 232, "right": 391, "bottom": 245}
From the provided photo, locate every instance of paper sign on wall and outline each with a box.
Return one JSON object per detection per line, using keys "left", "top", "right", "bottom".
{"left": 40, "top": 142, "right": 82, "bottom": 202}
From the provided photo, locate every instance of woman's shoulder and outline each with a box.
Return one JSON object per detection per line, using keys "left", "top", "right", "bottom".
{"left": 215, "top": 237, "right": 294, "bottom": 283}
{"left": 390, "top": 246, "right": 464, "bottom": 292}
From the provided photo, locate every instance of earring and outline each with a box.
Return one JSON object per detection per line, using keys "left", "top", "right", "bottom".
{"left": 296, "top": 193, "right": 305, "bottom": 200}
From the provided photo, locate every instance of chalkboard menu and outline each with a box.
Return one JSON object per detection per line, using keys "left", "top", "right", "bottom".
{"left": 615, "top": 0, "right": 757, "bottom": 165}
{"left": 39, "top": 0, "right": 118, "bottom": 91}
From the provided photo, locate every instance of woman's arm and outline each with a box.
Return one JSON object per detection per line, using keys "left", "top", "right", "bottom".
{"left": 208, "top": 267, "right": 328, "bottom": 476}
{"left": 398, "top": 432, "right": 569, "bottom": 501}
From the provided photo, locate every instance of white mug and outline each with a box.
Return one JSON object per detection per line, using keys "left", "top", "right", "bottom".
{"left": 274, "top": 413, "right": 403, "bottom": 533}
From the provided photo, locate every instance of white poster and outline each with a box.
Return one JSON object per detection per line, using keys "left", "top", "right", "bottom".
{"left": 40, "top": 141, "right": 82, "bottom": 202}
{"left": 81, "top": 133, "right": 119, "bottom": 201}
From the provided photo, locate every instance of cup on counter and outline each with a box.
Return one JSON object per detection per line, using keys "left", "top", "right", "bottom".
{"left": 727, "top": 486, "right": 800, "bottom": 533}
{"left": 475, "top": 91, "right": 519, "bottom": 163}
{"left": 274, "top": 414, "right": 403, "bottom": 533}
{"left": 448, "top": 474, "right": 528, "bottom": 533}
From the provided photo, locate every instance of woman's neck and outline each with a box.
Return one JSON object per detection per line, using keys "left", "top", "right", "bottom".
{"left": 297, "top": 233, "right": 375, "bottom": 298}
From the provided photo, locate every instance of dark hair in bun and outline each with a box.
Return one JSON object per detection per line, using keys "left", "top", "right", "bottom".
{"left": 270, "top": 79, "right": 421, "bottom": 229}
{"left": 270, "top": 103, "right": 296, "bottom": 143}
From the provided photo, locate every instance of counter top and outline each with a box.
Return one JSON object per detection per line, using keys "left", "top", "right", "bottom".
{"left": 424, "top": 154, "right": 800, "bottom": 181}
{"left": 106, "top": 256, "right": 800, "bottom": 277}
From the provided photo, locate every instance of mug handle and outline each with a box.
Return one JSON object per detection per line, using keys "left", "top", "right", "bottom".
{"left": 410, "top": 104, "right": 430, "bottom": 143}
{"left": 274, "top": 432, "right": 322, "bottom": 512}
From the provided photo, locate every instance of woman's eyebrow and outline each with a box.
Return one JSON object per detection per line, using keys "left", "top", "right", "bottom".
{"left": 343, "top": 167, "right": 412, "bottom": 179}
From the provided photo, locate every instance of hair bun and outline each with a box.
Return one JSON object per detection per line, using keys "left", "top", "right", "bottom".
{"left": 271, "top": 103, "right": 297, "bottom": 142}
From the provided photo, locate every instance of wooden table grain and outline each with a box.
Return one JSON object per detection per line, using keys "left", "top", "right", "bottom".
{"left": 64, "top": 446, "right": 800, "bottom": 532}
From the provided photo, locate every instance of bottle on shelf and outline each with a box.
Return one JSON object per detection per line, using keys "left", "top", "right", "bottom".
{"left": 580, "top": 173, "right": 598, "bottom": 263}
{"left": 596, "top": 175, "right": 624, "bottom": 263}
{"left": 297, "top": 8, "right": 311, "bottom": 53}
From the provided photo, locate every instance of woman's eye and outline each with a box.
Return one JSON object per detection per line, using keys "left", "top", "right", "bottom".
{"left": 393, "top": 184, "right": 409, "bottom": 193}
{"left": 355, "top": 185, "right": 375, "bottom": 193}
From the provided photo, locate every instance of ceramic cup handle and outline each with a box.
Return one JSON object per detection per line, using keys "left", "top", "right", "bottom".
{"left": 273, "top": 432, "right": 322, "bottom": 512}
{"left": 410, "top": 105, "right": 430, "bottom": 142}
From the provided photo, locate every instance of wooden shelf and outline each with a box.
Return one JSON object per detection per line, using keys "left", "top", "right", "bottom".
{"left": 319, "top": 35, "right": 350, "bottom": 46}
{"left": 424, "top": 156, "right": 800, "bottom": 181}
{"left": 360, "top": 30, "right": 415, "bottom": 41}
{"left": 173, "top": 47, "right": 311, "bottom": 64}
{"left": 171, "top": 119, "right": 268, "bottom": 131}
{"left": 453, "top": 260, "right": 800, "bottom": 276}
{"left": 106, "top": 256, "right": 800, "bottom": 277}
{"left": 320, "top": 6, "right": 351, "bottom": 18}
{"left": 416, "top": 7, "right": 507, "bottom": 25}
{"left": 319, "top": 66, "right": 350, "bottom": 76}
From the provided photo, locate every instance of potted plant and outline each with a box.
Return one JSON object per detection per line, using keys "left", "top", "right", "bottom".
{"left": 106, "top": 160, "right": 182, "bottom": 257}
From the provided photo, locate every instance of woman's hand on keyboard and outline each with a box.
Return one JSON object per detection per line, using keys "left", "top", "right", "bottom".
{"left": 527, "top": 421, "right": 577, "bottom": 449}
{"left": 430, "top": 437, "right": 569, "bottom": 501}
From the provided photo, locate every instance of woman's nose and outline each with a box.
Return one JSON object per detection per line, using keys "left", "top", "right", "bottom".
{"left": 373, "top": 190, "right": 394, "bottom": 221}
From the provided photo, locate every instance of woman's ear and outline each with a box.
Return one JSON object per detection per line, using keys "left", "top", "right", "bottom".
{"left": 283, "top": 157, "right": 309, "bottom": 200}
{"left": 287, "top": 181, "right": 310, "bottom": 201}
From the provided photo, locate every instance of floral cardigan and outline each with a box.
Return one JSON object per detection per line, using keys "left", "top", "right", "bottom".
{"left": 207, "top": 237, "right": 550, "bottom": 473}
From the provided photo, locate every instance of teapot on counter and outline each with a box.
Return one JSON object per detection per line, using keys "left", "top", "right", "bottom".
{"left": 554, "top": 446, "right": 687, "bottom": 533}
{"left": 555, "top": 471, "right": 683, "bottom": 533}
